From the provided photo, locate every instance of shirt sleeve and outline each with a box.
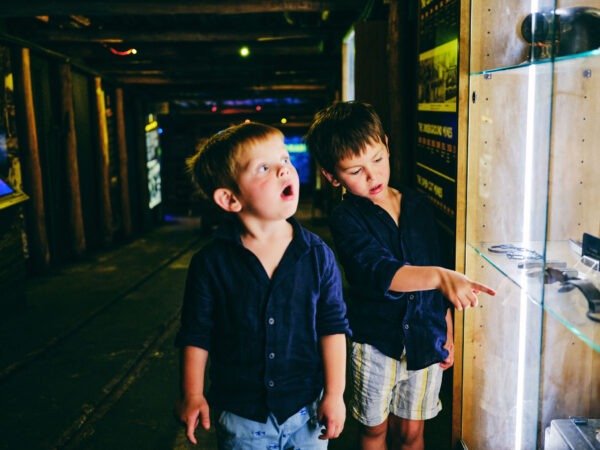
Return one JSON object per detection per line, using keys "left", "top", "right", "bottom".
{"left": 174, "top": 251, "right": 214, "bottom": 350}
{"left": 329, "top": 206, "right": 404, "bottom": 296}
{"left": 315, "top": 243, "right": 351, "bottom": 338}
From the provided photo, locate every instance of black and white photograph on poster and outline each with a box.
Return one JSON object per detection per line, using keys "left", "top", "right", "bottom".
{"left": 417, "top": 39, "right": 458, "bottom": 112}
{"left": 145, "top": 120, "right": 162, "bottom": 209}
{"left": 147, "top": 159, "right": 162, "bottom": 210}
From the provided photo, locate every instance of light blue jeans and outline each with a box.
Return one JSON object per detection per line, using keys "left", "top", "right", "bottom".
{"left": 214, "top": 398, "right": 328, "bottom": 450}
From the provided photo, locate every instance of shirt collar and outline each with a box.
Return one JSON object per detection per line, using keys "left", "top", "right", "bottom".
{"left": 213, "top": 215, "right": 310, "bottom": 254}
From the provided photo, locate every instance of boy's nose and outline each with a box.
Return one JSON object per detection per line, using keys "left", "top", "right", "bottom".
{"left": 278, "top": 164, "right": 290, "bottom": 177}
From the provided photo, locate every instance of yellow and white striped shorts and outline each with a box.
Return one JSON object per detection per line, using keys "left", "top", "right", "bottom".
{"left": 350, "top": 341, "right": 443, "bottom": 426}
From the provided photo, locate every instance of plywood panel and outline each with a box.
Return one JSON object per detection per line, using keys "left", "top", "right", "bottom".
{"left": 466, "top": 68, "right": 552, "bottom": 244}
{"left": 547, "top": 54, "right": 600, "bottom": 239}
{"left": 462, "top": 246, "right": 543, "bottom": 450}
{"left": 540, "top": 311, "right": 600, "bottom": 440}
{"left": 459, "top": 0, "right": 600, "bottom": 448}
{"left": 470, "top": 0, "right": 532, "bottom": 72}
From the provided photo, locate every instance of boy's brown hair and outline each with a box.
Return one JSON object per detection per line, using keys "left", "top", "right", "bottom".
{"left": 187, "top": 122, "right": 283, "bottom": 200}
{"left": 305, "top": 101, "right": 386, "bottom": 174}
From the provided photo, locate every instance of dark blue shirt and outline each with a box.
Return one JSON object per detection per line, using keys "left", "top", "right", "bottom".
{"left": 329, "top": 187, "right": 450, "bottom": 370}
{"left": 175, "top": 217, "right": 350, "bottom": 423}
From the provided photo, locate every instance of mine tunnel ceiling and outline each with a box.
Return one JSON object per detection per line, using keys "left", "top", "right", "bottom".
{"left": 1, "top": 1, "right": 375, "bottom": 120}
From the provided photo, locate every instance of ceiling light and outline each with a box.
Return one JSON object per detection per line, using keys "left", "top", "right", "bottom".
{"left": 239, "top": 46, "right": 250, "bottom": 57}
{"left": 106, "top": 46, "right": 138, "bottom": 56}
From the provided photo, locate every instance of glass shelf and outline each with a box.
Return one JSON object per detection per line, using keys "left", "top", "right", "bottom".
{"left": 470, "top": 47, "right": 600, "bottom": 76}
{"left": 470, "top": 241, "right": 600, "bottom": 353}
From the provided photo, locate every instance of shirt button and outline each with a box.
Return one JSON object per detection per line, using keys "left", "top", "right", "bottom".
{"left": 268, "top": 352, "right": 275, "bottom": 359}
{"left": 268, "top": 380, "right": 275, "bottom": 388}
{"left": 404, "top": 324, "right": 410, "bottom": 330}
{"left": 409, "top": 294, "right": 415, "bottom": 300}
{"left": 268, "top": 318, "right": 275, "bottom": 325}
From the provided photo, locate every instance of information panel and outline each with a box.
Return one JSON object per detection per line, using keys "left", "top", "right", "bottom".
{"left": 145, "top": 119, "right": 162, "bottom": 209}
{"left": 416, "top": 0, "right": 460, "bottom": 245}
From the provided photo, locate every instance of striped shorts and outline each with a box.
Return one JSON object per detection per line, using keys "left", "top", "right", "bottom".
{"left": 350, "top": 341, "right": 443, "bottom": 426}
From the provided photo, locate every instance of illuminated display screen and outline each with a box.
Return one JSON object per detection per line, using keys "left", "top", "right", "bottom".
{"left": 0, "top": 177, "right": 15, "bottom": 197}
{"left": 284, "top": 136, "right": 312, "bottom": 185}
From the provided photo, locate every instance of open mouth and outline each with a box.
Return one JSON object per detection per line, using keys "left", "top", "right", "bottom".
{"left": 281, "top": 183, "right": 294, "bottom": 199}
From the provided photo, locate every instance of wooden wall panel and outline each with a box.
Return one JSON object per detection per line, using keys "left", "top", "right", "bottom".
{"left": 547, "top": 56, "right": 600, "bottom": 239}
{"left": 458, "top": 0, "right": 600, "bottom": 447}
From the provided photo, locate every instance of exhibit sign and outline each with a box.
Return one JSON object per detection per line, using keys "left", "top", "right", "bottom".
{"left": 145, "top": 119, "right": 162, "bottom": 209}
{"left": 416, "top": 0, "right": 459, "bottom": 239}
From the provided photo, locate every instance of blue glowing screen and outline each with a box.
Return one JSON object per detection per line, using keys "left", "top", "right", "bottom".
{"left": 285, "top": 136, "right": 312, "bottom": 185}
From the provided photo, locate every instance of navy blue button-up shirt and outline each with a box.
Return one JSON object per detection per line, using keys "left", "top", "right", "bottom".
{"left": 329, "top": 187, "right": 450, "bottom": 370}
{"left": 175, "top": 217, "right": 350, "bottom": 423}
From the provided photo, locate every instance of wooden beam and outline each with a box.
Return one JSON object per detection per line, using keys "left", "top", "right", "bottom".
{"left": 0, "top": 0, "right": 366, "bottom": 17}
{"left": 101, "top": 67, "right": 335, "bottom": 80}
{"left": 113, "top": 75, "right": 329, "bottom": 90}
{"left": 135, "top": 87, "right": 330, "bottom": 103}
{"left": 16, "top": 47, "right": 50, "bottom": 272}
{"left": 23, "top": 29, "right": 325, "bottom": 43}
{"left": 115, "top": 88, "right": 132, "bottom": 238}
{"left": 452, "top": 0, "right": 473, "bottom": 444}
{"left": 83, "top": 54, "right": 338, "bottom": 70}
{"left": 59, "top": 63, "right": 86, "bottom": 256}
{"left": 36, "top": 41, "right": 331, "bottom": 59}
{"left": 93, "top": 77, "right": 114, "bottom": 246}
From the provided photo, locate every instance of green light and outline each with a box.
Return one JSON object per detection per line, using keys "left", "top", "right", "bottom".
{"left": 240, "top": 46, "right": 250, "bottom": 57}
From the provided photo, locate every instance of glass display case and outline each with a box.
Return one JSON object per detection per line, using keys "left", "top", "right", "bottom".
{"left": 458, "top": 0, "right": 599, "bottom": 448}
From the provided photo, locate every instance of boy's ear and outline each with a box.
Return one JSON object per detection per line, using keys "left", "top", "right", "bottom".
{"left": 213, "top": 188, "right": 242, "bottom": 213}
{"left": 321, "top": 168, "right": 341, "bottom": 187}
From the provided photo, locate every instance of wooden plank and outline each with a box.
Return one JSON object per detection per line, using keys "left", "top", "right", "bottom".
{"left": 59, "top": 63, "right": 86, "bottom": 256}
{"left": 0, "top": 0, "right": 366, "bottom": 17}
{"left": 23, "top": 29, "right": 326, "bottom": 43}
{"left": 115, "top": 88, "right": 132, "bottom": 238}
{"left": 462, "top": 252, "right": 543, "bottom": 450}
{"left": 94, "top": 77, "right": 113, "bottom": 246}
{"left": 547, "top": 55, "right": 600, "bottom": 239}
{"left": 452, "top": 0, "right": 472, "bottom": 443}
{"left": 540, "top": 311, "right": 600, "bottom": 441}
{"left": 17, "top": 47, "right": 50, "bottom": 271}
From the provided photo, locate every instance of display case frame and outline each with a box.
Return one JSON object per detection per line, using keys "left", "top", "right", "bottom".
{"left": 455, "top": 0, "right": 600, "bottom": 448}
{"left": 0, "top": 176, "right": 28, "bottom": 210}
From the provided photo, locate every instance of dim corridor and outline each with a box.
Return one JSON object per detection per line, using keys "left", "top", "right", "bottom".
{"left": 0, "top": 206, "right": 452, "bottom": 450}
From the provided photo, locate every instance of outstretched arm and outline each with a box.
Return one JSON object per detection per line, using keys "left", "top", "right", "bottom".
{"left": 318, "top": 333, "right": 347, "bottom": 440}
{"left": 174, "top": 346, "right": 210, "bottom": 445}
{"left": 390, "top": 265, "right": 496, "bottom": 310}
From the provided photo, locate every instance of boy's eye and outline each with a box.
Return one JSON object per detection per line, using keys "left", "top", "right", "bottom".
{"left": 258, "top": 164, "right": 269, "bottom": 173}
{"left": 282, "top": 157, "right": 290, "bottom": 164}
{"left": 350, "top": 168, "right": 361, "bottom": 175}
{"left": 374, "top": 157, "right": 383, "bottom": 163}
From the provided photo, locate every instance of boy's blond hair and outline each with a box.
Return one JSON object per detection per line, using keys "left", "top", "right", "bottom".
{"left": 187, "top": 122, "right": 283, "bottom": 200}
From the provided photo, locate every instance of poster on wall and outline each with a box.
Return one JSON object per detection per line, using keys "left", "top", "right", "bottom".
{"left": 145, "top": 119, "right": 162, "bottom": 209}
{"left": 416, "top": 0, "right": 459, "bottom": 244}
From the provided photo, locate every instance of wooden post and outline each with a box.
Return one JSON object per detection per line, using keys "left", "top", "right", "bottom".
{"left": 387, "top": 0, "right": 402, "bottom": 186}
{"left": 18, "top": 48, "right": 50, "bottom": 271}
{"left": 115, "top": 88, "right": 132, "bottom": 238}
{"left": 94, "top": 77, "right": 113, "bottom": 246}
{"left": 452, "top": 0, "right": 473, "bottom": 444}
{"left": 133, "top": 98, "right": 151, "bottom": 231}
{"left": 59, "top": 63, "right": 86, "bottom": 256}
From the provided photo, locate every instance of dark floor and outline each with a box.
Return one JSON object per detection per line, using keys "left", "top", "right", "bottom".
{"left": 0, "top": 208, "right": 452, "bottom": 450}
